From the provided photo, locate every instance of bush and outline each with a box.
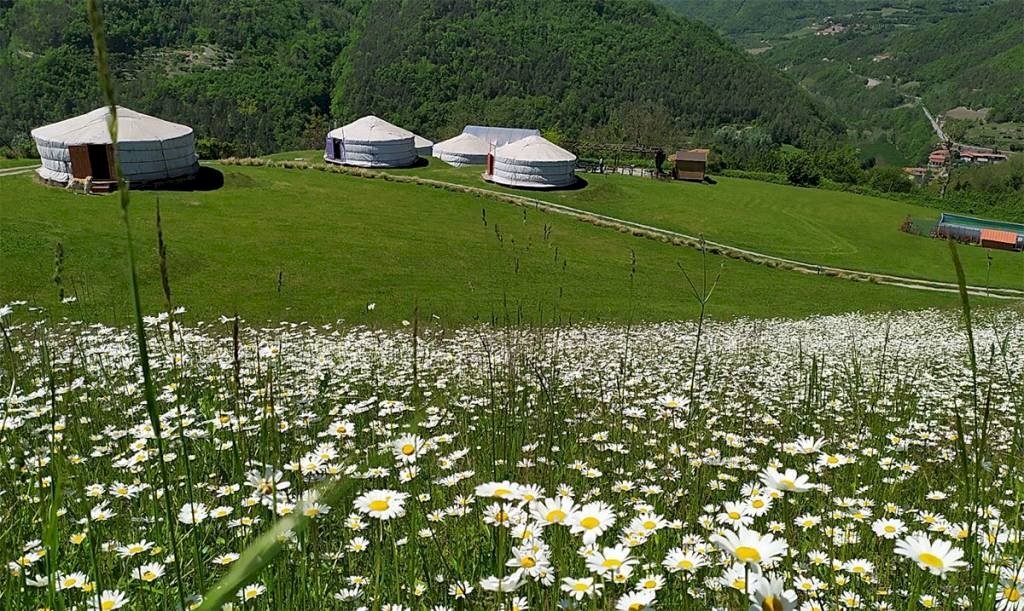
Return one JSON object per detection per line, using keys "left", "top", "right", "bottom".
{"left": 196, "top": 137, "right": 240, "bottom": 160}
{"left": 866, "top": 166, "right": 913, "bottom": 193}
{"left": 785, "top": 153, "right": 821, "bottom": 186}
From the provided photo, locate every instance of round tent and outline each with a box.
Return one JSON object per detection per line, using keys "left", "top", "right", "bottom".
{"left": 31, "top": 106, "right": 198, "bottom": 186}
{"left": 490, "top": 136, "right": 577, "bottom": 189}
{"left": 433, "top": 132, "right": 490, "bottom": 167}
{"left": 413, "top": 135, "right": 433, "bottom": 157}
{"left": 324, "top": 116, "right": 418, "bottom": 168}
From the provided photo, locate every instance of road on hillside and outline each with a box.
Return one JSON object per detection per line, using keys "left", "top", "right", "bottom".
{"left": 922, "top": 105, "right": 947, "bottom": 143}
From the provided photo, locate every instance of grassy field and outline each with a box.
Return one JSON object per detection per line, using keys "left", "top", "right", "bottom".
{"left": 0, "top": 157, "right": 36, "bottom": 169}
{"left": 270, "top": 152, "right": 1024, "bottom": 290}
{"left": 0, "top": 163, "right": 979, "bottom": 326}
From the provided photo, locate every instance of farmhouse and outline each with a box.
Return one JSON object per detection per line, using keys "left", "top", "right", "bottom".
{"left": 433, "top": 132, "right": 490, "bottom": 167}
{"left": 324, "top": 115, "right": 419, "bottom": 168}
{"left": 31, "top": 106, "right": 198, "bottom": 190}
{"left": 486, "top": 135, "right": 577, "bottom": 189}
{"left": 927, "top": 149, "right": 949, "bottom": 168}
{"left": 958, "top": 149, "right": 1008, "bottom": 164}
{"left": 670, "top": 148, "right": 708, "bottom": 181}
{"left": 934, "top": 213, "right": 1024, "bottom": 251}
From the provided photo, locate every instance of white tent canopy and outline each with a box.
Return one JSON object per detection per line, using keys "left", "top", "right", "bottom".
{"left": 433, "top": 132, "right": 490, "bottom": 166}
{"left": 325, "top": 115, "right": 418, "bottom": 168}
{"left": 31, "top": 106, "right": 198, "bottom": 184}
{"left": 463, "top": 125, "right": 540, "bottom": 147}
{"left": 413, "top": 135, "right": 433, "bottom": 157}
{"left": 490, "top": 136, "right": 577, "bottom": 189}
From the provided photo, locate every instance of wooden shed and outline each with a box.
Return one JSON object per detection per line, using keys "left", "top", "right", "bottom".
{"left": 670, "top": 148, "right": 708, "bottom": 181}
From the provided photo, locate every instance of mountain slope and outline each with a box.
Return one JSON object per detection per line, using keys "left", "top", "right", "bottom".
{"left": 0, "top": 0, "right": 837, "bottom": 157}
{"left": 334, "top": 0, "right": 839, "bottom": 145}
{"left": 659, "top": 0, "right": 1023, "bottom": 162}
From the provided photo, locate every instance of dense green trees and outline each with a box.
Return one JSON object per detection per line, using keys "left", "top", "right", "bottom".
{"left": 1, "top": 0, "right": 837, "bottom": 158}
{"left": 0, "top": 0, "right": 360, "bottom": 156}
{"left": 659, "top": 0, "right": 1023, "bottom": 164}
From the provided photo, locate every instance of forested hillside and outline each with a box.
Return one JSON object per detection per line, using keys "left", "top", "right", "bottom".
{"left": 0, "top": 0, "right": 837, "bottom": 158}
{"left": 661, "top": 0, "right": 1023, "bottom": 163}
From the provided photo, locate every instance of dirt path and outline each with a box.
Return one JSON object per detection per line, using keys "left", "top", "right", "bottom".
{"left": 0, "top": 165, "right": 39, "bottom": 177}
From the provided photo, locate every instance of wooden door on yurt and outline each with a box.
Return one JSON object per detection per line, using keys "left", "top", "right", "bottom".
{"left": 68, "top": 145, "right": 91, "bottom": 178}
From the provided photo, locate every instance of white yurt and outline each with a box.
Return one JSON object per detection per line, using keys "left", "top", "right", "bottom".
{"left": 432, "top": 132, "right": 490, "bottom": 167}
{"left": 413, "top": 134, "right": 433, "bottom": 157}
{"left": 490, "top": 135, "right": 577, "bottom": 189}
{"left": 31, "top": 106, "right": 198, "bottom": 186}
{"left": 463, "top": 125, "right": 540, "bottom": 147}
{"left": 324, "top": 115, "right": 418, "bottom": 168}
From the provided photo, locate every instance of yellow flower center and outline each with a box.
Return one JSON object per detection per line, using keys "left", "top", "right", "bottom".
{"left": 781, "top": 479, "right": 796, "bottom": 489}
{"left": 677, "top": 559, "right": 694, "bottom": 569}
{"left": 752, "top": 499, "right": 765, "bottom": 509}
{"left": 101, "top": 601, "right": 116, "bottom": 611}
{"left": 918, "top": 552, "right": 944, "bottom": 569}
{"left": 494, "top": 488, "right": 512, "bottom": 497}
{"left": 580, "top": 516, "right": 600, "bottom": 529}
{"left": 884, "top": 525, "right": 896, "bottom": 533}
{"left": 735, "top": 546, "right": 762, "bottom": 563}
{"left": 643, "top": 520, "right": 657, "bottom": 529}
{"left": 602, "top": 558, "right": 623, "bottom": 569}
{"left": 142, "top": 571, "right": 156, "bottom": 581}
{"left": 728, "top": 511, "right": 741, "bottom": 520}
{"left": 643, "top": 580, "right": 657, "bottom": 588}
{"left": 573, "top": 582, "right": 589, "bottom": 591}
{"left": 521, "top": 556, "right": 536, "bottom": 568}
{"left": 629, "top": 604, "right": 644, "bottom": 611}
{"left": 63, "top": 578, "right": 77, "bottom": 588}
{"left": 546, "top": 509, "right": 566, "bottom": 523}
{"left": 1003, "top": 587, "right": 1021, "bottom": 602}
{"left": 368, "top": 499, "right": 390, "bottom": 512}
{"left": 761, "top": 595, "right": 785, "bottom": 611}
{"left": 401, "top": 444, "right": 415, "bottom": 455}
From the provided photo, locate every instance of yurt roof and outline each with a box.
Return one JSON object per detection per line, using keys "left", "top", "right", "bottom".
{"left": 31, "top": 106, "right": 193, "bottom": 144}
{"left": 328, "top": 115, "right": 414, "bottom": 142}
{"left": 434, "top": 132, "right": 490, "bottom": 156}
{"left": 463, "top": 125, "right": 541, "bottom": 147}
{"left": 495, "top": 136, "right": 576, "bottom": 162}
{"left": 414, "top": 134, "right": 433, "bottom": 149}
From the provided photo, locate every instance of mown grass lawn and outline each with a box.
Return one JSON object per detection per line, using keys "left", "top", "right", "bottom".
{"left": 0, "top": 158, "right": 36, "bottom": 169}
{"left": 0, "top": 163, "right": 975, "bottom": 326}
{"left": 270, "top": 152, "right": 1023, "bottom": 290}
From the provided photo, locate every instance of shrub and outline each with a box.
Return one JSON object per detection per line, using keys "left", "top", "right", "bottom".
{"left": 785, "top": 153, "right": 821, "bottom": 186}
{"left": 196, "top": 137, "right": 240, "bottom": 160}
{"left": 866, "top": 166, "right": 913, "bottom": 193}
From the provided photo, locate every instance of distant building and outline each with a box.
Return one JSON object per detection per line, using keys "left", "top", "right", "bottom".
{"left": 928, "top": 149, "right": 950, "bottom": 168}
{"left": 958, "top": 150, "right": 1008, "bottom": 164}
{"left": 815, "top": 23, "right": 847, "bottom": 36}
{"left": 902, "top": 167, "right": 928, "bottom": 185}
{"left": 670, "top": 149, "right": 708, "bottom": 181}
{"left": 934, "top": 213, "right": 1024, "bottom": 251}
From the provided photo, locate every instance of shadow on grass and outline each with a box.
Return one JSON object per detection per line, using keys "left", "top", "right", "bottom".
{"left": 144, "top": 166, "right": 225, "bottom": 192}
